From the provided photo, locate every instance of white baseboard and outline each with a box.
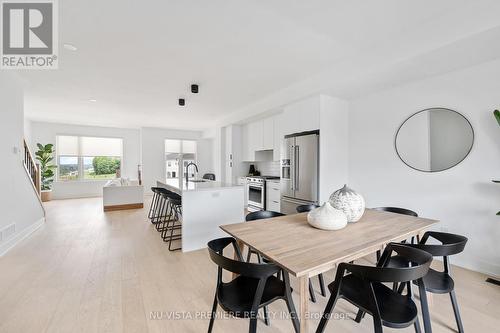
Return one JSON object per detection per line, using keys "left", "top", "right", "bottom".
{"left": 0, "top": 218, "right": 44, "bottom": 256}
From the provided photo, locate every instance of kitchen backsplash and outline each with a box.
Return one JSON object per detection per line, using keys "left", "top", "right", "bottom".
{"left": 255, "top": 161, "right": 280, "bottom": 177}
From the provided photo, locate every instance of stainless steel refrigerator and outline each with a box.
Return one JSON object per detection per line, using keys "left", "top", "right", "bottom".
{"left": 280, "top": 130, "right": 319, "bottom": 214}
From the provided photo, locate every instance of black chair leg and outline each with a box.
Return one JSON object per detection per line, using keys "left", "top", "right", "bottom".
{"left": 450, "top": 290, "right": 464, "bottom": 333}
{"left": 208, "top": 294, "right": 217, "bottom": 333}
{"left": 316, "top": 292, "right": 339, "bottom": 333}
{"left": 262, "top": 306, "right": 270, "bottom": 326}
{"left": 417, "top": 281, "right": 433, "bottom": 333}
{"left": 397, "top": 281, "right": 406, "bottom": 294}
{"left": 309, "top": 279, "right": 317, "bottom": 303}
{"left": 373, "top": 315, "right": 383, "bottom": 333}
{"left": 318, "top": 274, "right": 326, "bottom": 297}
{"left": 246, "top": 248, "right": 252, "bottom": 262}
{"left": 283, "top": 271, "right": 300, "bottom": 333}
{"left": 285, "top": 298, "right": 300, "bottom": 333}
{"left": 249, "top": 317, "right": 257, "bottom": 333}
{"left": 354, "top": 309, "right": 365, "bottom": 323}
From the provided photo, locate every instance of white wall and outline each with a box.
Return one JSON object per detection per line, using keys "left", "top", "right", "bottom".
{"left": 30, "top": 121, "right": 141, "bottom": 199}
{"left": 349, "top": 58, "right": 500, "bottom": 276}
{"left": 319, "top": 95, "right": 349, "bottom": 203}
{"left": 0, "top": 73, "right": 45, "bottom": 255}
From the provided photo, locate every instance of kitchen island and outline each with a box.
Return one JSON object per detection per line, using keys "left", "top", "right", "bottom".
{"left": 157, "top": 179, "right": 244, "bottom": 252}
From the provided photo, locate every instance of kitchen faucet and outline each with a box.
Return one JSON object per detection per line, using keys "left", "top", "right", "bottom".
{"left": 185, "top": 162, "right": 198, "bottom": 183}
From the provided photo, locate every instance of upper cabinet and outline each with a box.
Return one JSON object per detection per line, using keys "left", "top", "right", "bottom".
{"left": 241, "top": 115, "right": 282, "bottom": 161}
{"left": 248, "top": 120, "right": 263, "bottom": 152}
{"left": 273, "top": 113, "right": 282, "bottom": 161}
{"left": 280, "top": 95, "right": 320, "bottom": 135}
{"left": 262, "top": 117, "right": 274, "bottom": 150}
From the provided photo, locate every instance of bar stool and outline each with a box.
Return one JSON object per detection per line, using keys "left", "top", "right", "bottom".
{"left": 149, "top": 188, "right": 170, "bottom": 226}
{"left": 148, "top": 187, "right": 161, "bottom": 220}
{"left": 160, "top": 192, "right": 182, "bottom": 251}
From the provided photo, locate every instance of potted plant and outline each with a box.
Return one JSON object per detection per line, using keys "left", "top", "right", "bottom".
{"left": 35, "top": 143, "right": 57, "bottom": 202}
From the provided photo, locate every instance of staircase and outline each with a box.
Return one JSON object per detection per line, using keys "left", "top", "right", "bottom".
{"left": 22, "top": 139, "right": 45, "bottom": 214}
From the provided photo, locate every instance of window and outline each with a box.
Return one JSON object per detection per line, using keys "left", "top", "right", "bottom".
{"left": 57, "top": 136, "right": 123, "bottom": 181}
{"left": 165, "top": 139, "right": 197, "bottom": 181}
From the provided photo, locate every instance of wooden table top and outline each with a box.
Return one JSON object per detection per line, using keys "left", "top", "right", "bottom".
{"left": 220, "top": 209, "right": 438, "bottom": 278}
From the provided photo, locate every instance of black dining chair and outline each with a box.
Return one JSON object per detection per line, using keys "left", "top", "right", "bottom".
{"left": 207, "top": 237, "right": 300, "bottom": 333}
{"left": 245, "top": 211, "right": 285, "bottom": 264}
{"left": 295, "top": 204, "right": 327, "bottom": 301}
{"left": 317, "top": 243, "right": 433, "bottom": 333}
{"left": 373, "top": 207, "right": 419, "bottom": 260}
{"left": 389, "top": 231, "right": 468, "bottom": 333}
{"left": 296, "top": 204, "right": 319, "bottom": 213}
{"left": 203, "top": 173, "right": 216, "bottom": 181}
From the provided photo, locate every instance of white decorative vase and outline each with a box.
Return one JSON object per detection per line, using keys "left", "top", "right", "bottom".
{"left": 329, "top": 184, "right": 365, "bottom": 223}
{"left": 307, "top": 202, "right": 347, "bottom": 231}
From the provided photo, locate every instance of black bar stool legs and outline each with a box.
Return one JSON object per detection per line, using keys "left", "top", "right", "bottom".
{"left": 148, "top": 187, "right": 183, "bottom": 251}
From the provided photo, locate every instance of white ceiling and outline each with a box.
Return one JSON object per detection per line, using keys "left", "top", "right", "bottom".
{"left": 20, "top": 0, "right": 500, "bottom": 130}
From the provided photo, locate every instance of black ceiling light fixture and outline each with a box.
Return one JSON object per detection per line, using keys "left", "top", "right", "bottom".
{"left": 178, "top": 98, "right": 185, "bottom": 106}
{"left": 191, "top": 84, "right": 199, "bottom": 94}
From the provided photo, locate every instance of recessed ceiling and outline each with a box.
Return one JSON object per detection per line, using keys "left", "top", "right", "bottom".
{"left": 20, "top": 0, "right": 500, "bottom": 129}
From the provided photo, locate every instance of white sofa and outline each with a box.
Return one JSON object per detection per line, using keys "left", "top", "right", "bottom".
{"left": 103, "top": 179, "right": 144, "bottom": 211}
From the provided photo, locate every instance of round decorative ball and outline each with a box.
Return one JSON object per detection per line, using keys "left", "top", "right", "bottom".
{"left": 307, "top": 202, "right": 347, "bottom": 231}
{"left": 329, "top": 184, "right": 365, "bottom": 222}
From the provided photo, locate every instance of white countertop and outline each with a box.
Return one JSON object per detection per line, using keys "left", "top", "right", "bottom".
{"left": 158, "top": 179, "right": 242, "bottom": 194}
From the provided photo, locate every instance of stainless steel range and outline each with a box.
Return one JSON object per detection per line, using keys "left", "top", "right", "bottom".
{"left": 246, "top": 176, "right": 280, "bottom": 212}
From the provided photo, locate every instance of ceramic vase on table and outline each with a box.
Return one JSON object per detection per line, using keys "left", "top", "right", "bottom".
{"left": 307, "top": 202, "right": 347, "bottom": 231}
{"left": 329, "top": 184, "right": 365, "bottom": 222}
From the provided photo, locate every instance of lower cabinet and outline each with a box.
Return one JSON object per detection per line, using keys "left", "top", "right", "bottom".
{"left": 266, "top": 180, "right": 281, "bottom": 212}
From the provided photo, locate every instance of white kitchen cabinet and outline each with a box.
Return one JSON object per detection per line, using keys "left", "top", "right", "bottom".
{"left": 237, "top": 177, "right": 248, "bottom": 207}
{"left": 241, "top": 123, "right": 254, "bottom": 161}
{"left": 266, "top": 180, "right": 281, "bottom": 212}
{"left": 262, "top": 117, "right": 274, "bottom": 150}
{"left": 248, "top": 120, "right": 263, "bottom": 152}
{"left": 273, "top": 113, "right": 282, "bottom": 161}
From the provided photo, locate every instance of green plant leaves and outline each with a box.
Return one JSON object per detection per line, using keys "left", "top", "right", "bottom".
{"left": 495, "top": 110, "right": 500, "bottom": 126}
{"left": 36, "top": 143, "right": 56, "bottom": 190}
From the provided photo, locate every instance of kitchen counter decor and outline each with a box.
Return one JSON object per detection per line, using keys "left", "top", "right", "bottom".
{"left": 329, "top": 184, "right": 365, "bottom": 222}
{"left": 307, "top": 202, "right": 347, "bottom": 230}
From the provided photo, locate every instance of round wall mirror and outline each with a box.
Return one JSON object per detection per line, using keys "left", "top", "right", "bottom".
{"left": 395, "top": 108, "right": 474, "bottom": 172}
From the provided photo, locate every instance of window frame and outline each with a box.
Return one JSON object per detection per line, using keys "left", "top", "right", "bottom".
{"left": 56, "top": 135, "right": 123, "bottom": 182}
{"left": 165, "top": 139, "right": 197, "bottom": 182}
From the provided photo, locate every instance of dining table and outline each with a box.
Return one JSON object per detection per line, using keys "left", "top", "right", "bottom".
{"left": 220, "top": 208, "right": 439, "bottom": 333}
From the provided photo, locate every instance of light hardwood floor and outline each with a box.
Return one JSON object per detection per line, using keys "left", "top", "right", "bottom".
{"left": 0, "top": 197, "right": 498, "bottom": 333}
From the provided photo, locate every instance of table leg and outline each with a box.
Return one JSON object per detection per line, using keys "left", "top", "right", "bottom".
{"left": 232, "top": 239, "right": 244, "bottom": 279}
{"left": 299, "top": 276, "right": 309, "bottom": 333}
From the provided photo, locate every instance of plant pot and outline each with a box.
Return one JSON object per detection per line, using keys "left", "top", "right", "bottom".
{"left": 41, "top": 190, "right": 52, "bottom": 202}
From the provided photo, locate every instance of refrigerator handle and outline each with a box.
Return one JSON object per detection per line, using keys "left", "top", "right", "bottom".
{"left": 290, "top": 144, "right": 295, "bottom": 191}
{"left": 295, "top": 145, "right": 299, "bottom": 191}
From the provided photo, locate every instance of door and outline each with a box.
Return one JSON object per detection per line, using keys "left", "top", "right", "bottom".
{"left": 293, "top": 134, "right": 318, "bottom": 202}
{"left": 280, "top": 137, "right": 295, "bottom": 198}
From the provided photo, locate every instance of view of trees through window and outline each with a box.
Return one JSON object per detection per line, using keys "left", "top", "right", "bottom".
{"left": 57, "top": 136, "right": 123, "bottom": 181}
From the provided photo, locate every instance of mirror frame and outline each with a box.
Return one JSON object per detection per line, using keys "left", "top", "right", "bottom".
{"left": 394, "top": 107, "right": 474, "bottom": 173}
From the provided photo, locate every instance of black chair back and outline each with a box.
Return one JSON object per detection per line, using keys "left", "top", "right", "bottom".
{"left": 246, "top": 210, "right": 284, "bottom": 221}
{"left": 342, "top": 243, "right": 433, "bottom": 283}
{"left": 373, "top": 207, "right": 418, "bottom": 217}
{"left": 203, "top": 173, "right": 216, "bottom": 181}
{"left": 296, "top": 204, "right": 319, "bottom": 213}
{"left": 207, "top": 237, "right": 280, "bottom": 279}
{"left": 408, "top": 231, "right": 467, "bottom": 257}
